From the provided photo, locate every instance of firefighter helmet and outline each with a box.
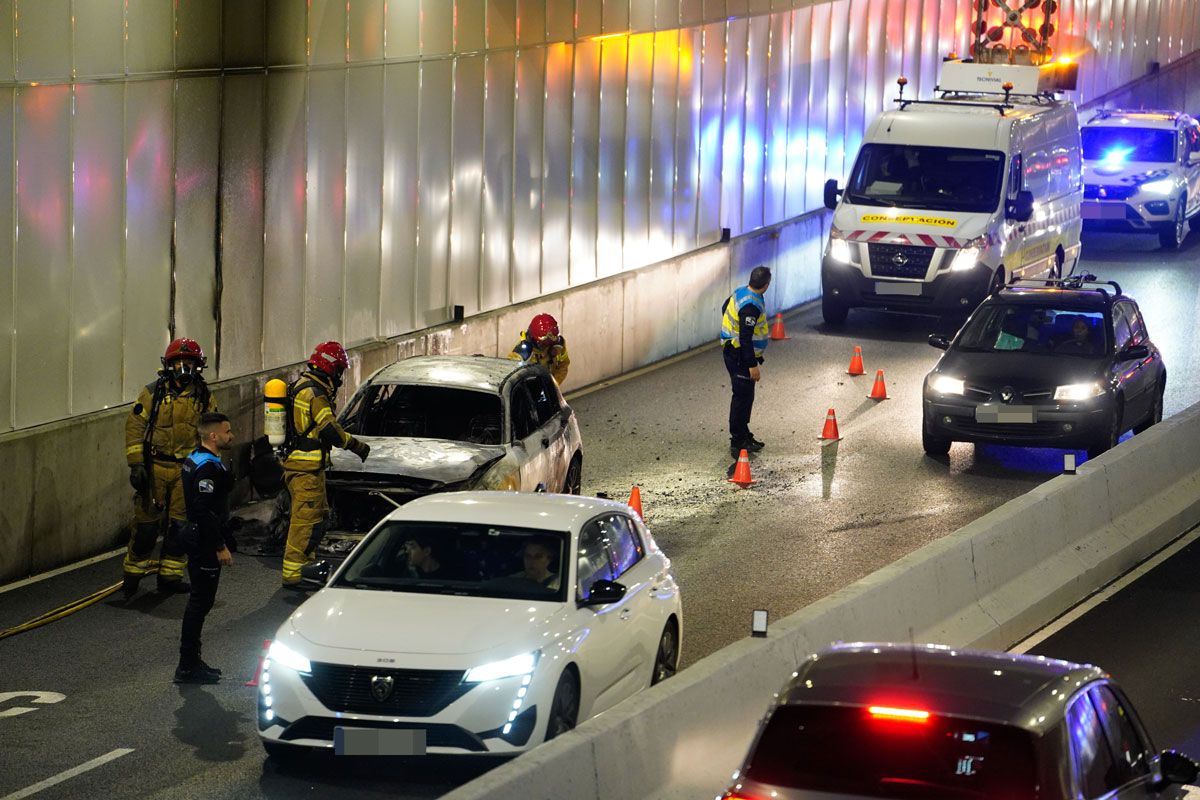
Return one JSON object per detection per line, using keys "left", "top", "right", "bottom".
{"left": 528, "top": 314, "right": 560, "bottom": 345}
{"left": 309, "top": 341, "right": 349, "bottom": 377}
{"left": 162, "top": 337, "right": 206, "bottom": 368}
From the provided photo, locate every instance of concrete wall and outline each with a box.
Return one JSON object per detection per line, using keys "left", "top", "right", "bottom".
{"left": 442, "top": 401, "right": 1200, "bottom": 800}
{"left": 0, "top": 210, "right": 827, "bottom": 585}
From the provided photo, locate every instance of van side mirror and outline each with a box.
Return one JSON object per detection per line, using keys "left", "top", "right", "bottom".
{"left": 1006, "top": 190, "right": 1035, "bottom": 222}
{"left": 928, "top": 334, "right": 951, "bottom": 350}
{"left": 1157, "top": 750, "right": 1199, "bottom": 786}
{"left": 582, "top": 579, "right": 627, "bottom": 607}
{"left": 824, "top": 179, "right": 842, "bottom": 211}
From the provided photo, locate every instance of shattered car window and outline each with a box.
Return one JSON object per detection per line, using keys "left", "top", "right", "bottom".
{"left": 341, "top": 384, "right": 504, "bottom": 445}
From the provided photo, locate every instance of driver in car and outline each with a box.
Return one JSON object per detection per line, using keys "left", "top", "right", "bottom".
{"left": 1056, "top": 317, "right": 1097, "bottom": 356}
{"left": 403, "top": 536, "right": 442, "bottom": 579}
{"left": 510, "top": 540, "right": 560, "bottom": 590}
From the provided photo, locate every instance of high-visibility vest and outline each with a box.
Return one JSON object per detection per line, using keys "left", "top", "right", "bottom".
{"left": 720, "top": 286, "right": 769, "bottom": 358}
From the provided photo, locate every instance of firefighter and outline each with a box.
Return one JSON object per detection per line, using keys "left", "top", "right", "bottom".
{"left": 123, "top": 337, "right": 215, "bottom": 599}
{"left": 280, "top": 341, "right": 371, "bottom": 589}
{"left": 720, "top": 266, "right": 771, "bottom": 459}
{"left": 509, "top": 313, "right": 570, "bottom": 385}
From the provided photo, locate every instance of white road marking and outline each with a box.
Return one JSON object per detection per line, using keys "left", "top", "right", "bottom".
{"left": 1010, "top": 524, "right": 1200, "bottom": 655}
{"left": 0, "top": 548, "right": 125, "bottom": 595}
{"left": 0, "top": 691, "right": 66, "bottom": 719}
{"left": 0, "top": 748, "right": 134, "bottom": 800}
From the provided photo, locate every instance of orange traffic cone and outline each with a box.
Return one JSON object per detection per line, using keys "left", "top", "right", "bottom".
{"left": 245, "top": 639, "right": 271, "bottom": 687}
{"left": 627, "top": 485, "right": 643, "bottom": 519}
{"left": 867, "top": 369, "right": 889, "bottom": 401}
{"left": 847, "top": 346, "right": 865, "bottom": 376}
{"left": 818, "top": 408, "right": 841, "bottom": 441}
{"left": 728, "top": 449, "right": 754, "bottom": 488}
{"left": 769, "top": 313, "right": 789, "bottom": 340}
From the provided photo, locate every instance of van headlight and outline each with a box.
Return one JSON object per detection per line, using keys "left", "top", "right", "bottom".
{"left": 827, "top": 228, "right": 853, "bottom": 265}
{"left": 949, "top": 236, "right": 990, "bottom": 272}
{"left": 464, "top": 652, "right": 539, "bottom": 683}
{"left": 928, "top": 374, "right": 965, "bottom": 396}
{"left": 1054, "top": 382, "right": 1104, "bottom": 401}
{"left": 1138, "top": 178, "right": 1175, "bottom": 195}
{"left": 268, "top": 640, "right": 312, "bottom": 674}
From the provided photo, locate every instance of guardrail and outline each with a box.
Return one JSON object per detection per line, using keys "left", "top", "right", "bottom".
{"left": 444, "top": 400, "right": 1200, "bottom": 800}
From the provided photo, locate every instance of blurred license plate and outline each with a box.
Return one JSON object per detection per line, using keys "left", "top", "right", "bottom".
{"left": 874, "top": 281, "right": 923, "bottom": 296}
{"left": 334, "top": 727, "right": 426, "bottom": 756}
{"left": 976, "top": 404, "right": 1035, "bottom": 424}
{"left": 1081, "top": 201, "right": 1125, "bottom": 220}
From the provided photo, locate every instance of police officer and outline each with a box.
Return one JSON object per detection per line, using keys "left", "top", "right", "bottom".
{"left": 124, "top": 338, "right": 216, "bottom": 598}
{"left": 509, "top": 313, "right": 571, "bottom": 385}
{"left": 720, "top": 266, "right": 772, "bottom": 458}
{"left": 280, "top": 342, "right": 371, "bottom": 589}
{"left": 175, "top": 412, "right": 235, "bottom": 684}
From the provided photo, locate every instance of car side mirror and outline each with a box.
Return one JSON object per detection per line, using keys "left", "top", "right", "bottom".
{"left": 928, "top": 334, "right": 951, "bottom": 350}
{"left": 1188, "top": 150, "right": 1200, "bottom": 166}
{"left": 824, "top": 178, "right": 842, "bottom": 211}
{"left": 1006, "top": 190, "right": 1035, "bottom": 222}
{"left": 1158, "top": 750, "right": 1199, "bottom": 786}
{"left": 300, "top": 559, "right": 332, "bottom": 589}
{"left": 1121, "top": 344, "right": 1150, "bottom": 361}
{"left": 582, "top": 579, "right": 627, "bottom": 607}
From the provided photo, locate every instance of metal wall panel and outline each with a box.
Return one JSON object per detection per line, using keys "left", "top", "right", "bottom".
{"left": 762, "top": 11, "right": 789, "bottom": 227}
{"left": 385, "top": 0, "right": 420, "bottom": 58}
{"left": 806, "top": 2, "right": 831, "bottom": 208}
{"left": 720, "top": 19, "right": 747, "bottom": 235}
{"left": 741, "top": 15, "right": 768, "bottom": 232}
{"left": 173, "top": 77, "right": 220, "bottom": 369}
{"left": 516, "top": 0, "right": 545, "bottom": 46}
{"left": 127, "top": 0, "right": 175, "bottom": 74}
{"left": 422, "top": 0, "right": 454, "bottom": 55}
{"left": 702, "top": 0, "right": 726, "bottom": 22}
{"left": 546, "top": 1, "right": 572, "bottom": 43}
{"left": 602, "top": 0, "right": 629, "bottom": 34}
{"left": 305, "top": 69, "right": 347, "bottom": 347}
{"left": 16, "top": 0, "right": 71, "bottom": 82}
{"left": 267, "top": 0, "right": 308, "bottom": 66}
{"left": 487, "top": 0, "right": 517, "bottom": 49}
{"left": 73, "top": 0, "right": 124, "bottom": 78}
{"left": 176, "top": 0, "right": 223, "bottom": 70}
{"left": 224, "top": 0, "right": 266, "bottom": 69}
{"left": 451, "top": 55, "right": 485, "bottom": 315}
{"left": 0, "top": 0, "right": 13, "bottom": 83}
{"left": 456, "top": 0, "right": 486, "bottom": 52}
{"left": 569, "top": 40, "right": 600, "bottom": 286}
{"left": 345, "top": 66, "right": 383, "bottom": 346}
{"left": 310, "top": 0, "right": 347, "bottom": 66}
{"left": 631, "top": 0, "right": 657, "bottom": 32}
{"left": 511, "top": 46, "right": 544, "bottom": 299}
{"left": 681, "top": 0, "right": 703, "bottom": 26}
{"left": 349, "top": 0, "right": 385, "bottom": 62}
{"left": 218, "top": 74, "right": 265, "bottom": 379}
{"left": 846, "top": 0, "right": 871, "bottom": 162}
{"left": 649, "top": 30, "right": 678, "bottom": 263}
{"left": 541, "top": 43, "right": 571, "bottom": 294}
{"left": 656, "top": 0, "right": 681, "bottom": 30}
{"left": 576, "top": 0, "right": 602, "bottom": 38}
{"left": 916, "top": 0, "right": 939, "bottom": 97}
{"left": 595, "top": 36, "right": 626, "bottom": 277}
{"left": 14, "top": 86, "right": 70, "bottom": 426}
{"left": 824, "top": 1, "right": 849, "bottom": 182}
{"left": 0, "top": 89, "right": 10, "bottom": 429}
{"left": 262, "top": 71, "right": 307, "bottom": 368}
{"left": 624, "top": 33, "right": 653, "bottom": 268}
{"left": 416, "top": 58, "right": 453, "bottom": 326}
{"left": 673, "top": 27, "right": 701, "bottom": 253}
{"left": 481, "top": 51, "right": 515, "bottom": 311}
{"left": 784, "top": 5, "right": 810, "bottom": 218}
{"left": 695, "top": 22, "right": 725, "bottom": 245}
{"left": 380, "top": 61, "right": 420, "bottom": 337}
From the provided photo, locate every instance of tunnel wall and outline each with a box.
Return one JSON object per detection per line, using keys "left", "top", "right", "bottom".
{"left": 1, "top": 0, "right": 1199, "bottom": 581}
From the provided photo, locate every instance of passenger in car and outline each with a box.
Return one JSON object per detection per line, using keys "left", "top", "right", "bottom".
{"left": 509, "top": 539, "right": 560, "bottom": 591}
{"left": 402, "top": 535, "right": 442, "bottom": 579}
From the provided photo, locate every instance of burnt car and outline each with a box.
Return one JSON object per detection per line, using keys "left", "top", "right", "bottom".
{"left": 325, "top": 355, "right": 583, "bottom": 537}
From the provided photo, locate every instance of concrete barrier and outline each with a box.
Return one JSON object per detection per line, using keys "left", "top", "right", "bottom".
{"left": 443, "top": 401, "right": 1200, "bottom": 800}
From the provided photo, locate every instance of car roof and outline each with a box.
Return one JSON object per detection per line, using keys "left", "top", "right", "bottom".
{"left": 367, "top": 355, "right": 528, "bottom": 392}
{"left": 989, "top": 285, "right": 1123, "bottom": 311}
{"left": 781, "top": 643, "right": 1104, "bottom": 735}
{"left": 1083, "top": 109, "right": 1192, "bottom": 130}
{"left": 384, "top": 491, "right": 635, "bottom": 533}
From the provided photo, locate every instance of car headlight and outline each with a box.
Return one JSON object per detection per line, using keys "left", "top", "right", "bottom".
{"left": 464, "top": 651, "right": 539, "bottom": 683}
{"left": 827, "top": 228, "right": 853, "bottom": 265}
{"left": 268, "top": 640, "right": 312, "bottom": 674}
{"left": 480, "top": 465, "right": 520, "bottom": 491}
{"left": 928, "top": 374, "right": 965, "bottom": 396}
{"left": 1054, "top": 382, "right": 1104, "bottom": 401}
{"left": 1138, "top": 178, "right": 1175, "bottom": 195}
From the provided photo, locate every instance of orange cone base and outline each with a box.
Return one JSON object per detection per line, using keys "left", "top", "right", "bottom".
{"left": 728, "top": 449, "right": 754, "bottom": 488}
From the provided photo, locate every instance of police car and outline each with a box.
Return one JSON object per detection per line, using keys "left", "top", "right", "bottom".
{"left": 1081, "top": 109, "right": 1200, "bottom": 249}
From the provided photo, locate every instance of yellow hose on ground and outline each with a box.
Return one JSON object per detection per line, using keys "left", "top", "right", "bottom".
{"left": 0, "top": 565, "right": 159, "bottom": 642}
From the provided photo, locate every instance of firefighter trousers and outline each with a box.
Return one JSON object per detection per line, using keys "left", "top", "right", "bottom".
{"left": 282, "top": 468, "right": 329, "bottom": 585}
{"left": 124, "top": 460, "right": 189, "bottom": 584}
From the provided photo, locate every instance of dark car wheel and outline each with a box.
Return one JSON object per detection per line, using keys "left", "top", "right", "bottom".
{"left": 263, "top": 741, "right": 309, "bottom": 762}
{"left": 1134, "top": 379, "right": 1165, "bottom": 433}
{"left": 545, "top": 670, "right": 580, "bottom": 741}
{"left": 922, "top": 426, "right": 952, "bottom": 456}
{"left": 1088, "top": 397, "right": 1124, "bottom": 460}
{"left": 822, "top": 292, "right": 848, "bottom": 325}
{"left": 651, "top": 621, "right": 679, "bottom": 685}
{"left": 562, "top": 455, "right": 582, "bottom": 495}
{"left": 1159, "top": 199, "right": 1187, "bottom": 249}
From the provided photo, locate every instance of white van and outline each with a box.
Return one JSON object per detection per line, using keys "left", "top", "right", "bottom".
{"left": 821, "top": 62, "right": 1083, "bottom": 324}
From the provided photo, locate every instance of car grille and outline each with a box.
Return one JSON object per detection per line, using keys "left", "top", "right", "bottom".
{"left": 867, "top": 243, "right": 934, "bottom": 279}
{"left": 280, "top": 716, "right": 487, "bottom": 751}
{"left": 964, "top": 384, "right": 1055, "bottom": 402}
{"left": 300, "top": 663, "right": 473, "bottom": 717}
{"left": 951, "top": 420, "right": 1063, "bottom": 439}
{"left": 1083, "top": 184, "right": 1137, "bottom": 200}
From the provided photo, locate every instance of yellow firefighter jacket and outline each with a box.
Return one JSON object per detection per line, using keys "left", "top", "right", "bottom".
{"left": 125, "top": 379, "right": 216, "bottom": 466}
{"left": 281, "top": 370, "right": 353, "bottom": 473}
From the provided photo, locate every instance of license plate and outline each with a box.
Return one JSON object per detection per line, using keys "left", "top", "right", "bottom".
{"left": 1081, "top": 201, "right": 1126, "bottom": 220}
{"left": 874, "top": 281, "right": 923, "bottom": 296}
{"left": 975, "top": 404, "right": 1035, "bottom": 424}
{"left": 334, "top": 727, "right": 427, "bottom": 756}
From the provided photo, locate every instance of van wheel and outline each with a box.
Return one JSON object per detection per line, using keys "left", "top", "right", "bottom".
{"left": 1159, "top": 199, "right": 1187, "bottom": 249}
{"left": 1046, "top": 248, "right": 1064, "bottom": 283}
{"left": 822, "top": 293, "right": 848, "bottom": 325}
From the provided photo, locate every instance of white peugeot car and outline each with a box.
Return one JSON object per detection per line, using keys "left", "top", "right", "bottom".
{"left": 257, "top": 492, "right": 682, "bottom": 757}
{"left": 1081, "top": 109, "right": 1200, "bottom": 249}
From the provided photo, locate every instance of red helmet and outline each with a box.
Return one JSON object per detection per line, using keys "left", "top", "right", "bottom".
{"left": 162, "top": 337, "right": 206, "bottom": 368}
{"left": 309, "top": 341, "right": 349, "bottom": 377}
{"left": 528, "top": 314, "right": 559, "bottom": 345}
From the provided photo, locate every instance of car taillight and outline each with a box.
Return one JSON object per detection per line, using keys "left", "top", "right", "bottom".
{"left": 868, "top": 705, "right": 931, "bottom": 723}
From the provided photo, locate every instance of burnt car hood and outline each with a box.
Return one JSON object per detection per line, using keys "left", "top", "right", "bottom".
{"left": 327, "top": 436, "right": 505, "bottom": 486}
{"left": 936, "top": 350, "right": 1107, "bottom": 390}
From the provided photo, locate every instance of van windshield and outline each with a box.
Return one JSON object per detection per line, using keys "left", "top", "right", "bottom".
{"left": 845, "top": 144, "right": 1006, "bottom": 214}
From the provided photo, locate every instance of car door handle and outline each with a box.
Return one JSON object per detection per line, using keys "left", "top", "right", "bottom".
{"left": 619, "top": 608, "right": 632, "bottom": 620}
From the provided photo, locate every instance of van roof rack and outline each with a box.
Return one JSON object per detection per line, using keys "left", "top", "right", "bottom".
{"left": 1004, "top": 274, "right": 1122, "bottom": 298}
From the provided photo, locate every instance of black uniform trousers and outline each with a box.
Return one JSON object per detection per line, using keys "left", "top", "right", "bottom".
{"left": 179, "top": 538, "right": 220, "bottom": 667}
{"left": 724, "top": 344, "right": 755, "bottom": 443}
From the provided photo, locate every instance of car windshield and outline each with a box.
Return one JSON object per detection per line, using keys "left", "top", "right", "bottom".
{"left": 1082, "top": 127, "right": 1175, "bottom": 164}
{"left": 333, "top": 520, "right": 569, "bottom": 602}
{"left": 845, "top": 144, "right": 1005, "bottom": 213}
{"left": 957, "top": 305, "right": 1108, "bottom": 356}
{"left": 340, "top": 384, "right": 503, "bottom": 445}
{"left": 743, "top": 705, "right": 1038, "bottom": 799}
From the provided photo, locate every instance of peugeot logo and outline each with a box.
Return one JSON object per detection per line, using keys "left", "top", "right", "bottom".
{"left": 1000, "top": 387, "right": 1015, "bottom": 404}
{"left": 370, "top": 675, "right": 395, "bottom": 702}
{"left": 891, "top": 252, "right": 909, "bottom": 267}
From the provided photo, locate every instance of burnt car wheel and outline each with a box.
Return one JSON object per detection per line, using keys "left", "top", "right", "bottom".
{"left": 545, "top": 670, "right": 580, "bottom": 741}
{"left": 562, "top": 455, "right": 582, "bottom": 495}
{"left": 1134, "top": 378, "right": 1165, "bottom": 433}
{"left": 922, "top": 426, "right": 951, "bottom": 456}
{"left": 1088, "top": 397, "right": 1124, "bottom": 460}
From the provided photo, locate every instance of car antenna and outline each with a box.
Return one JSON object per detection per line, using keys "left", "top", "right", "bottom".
{"left": 909, "top": 627, "right": 919, "bottom": 680}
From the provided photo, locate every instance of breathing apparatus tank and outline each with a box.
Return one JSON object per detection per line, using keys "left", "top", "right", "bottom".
{"left": 264, "top": 378, "right": 288, "bottom": 447}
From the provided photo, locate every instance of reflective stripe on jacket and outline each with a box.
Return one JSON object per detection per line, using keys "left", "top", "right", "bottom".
{"left": 281, "top": 371, "right": 351, "bottom": 472}
{"left": 125, "top": 381, "right": 215, "bottom": 466}
{"left": 719, "top": 286, "right": 769, "bottom": 358}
